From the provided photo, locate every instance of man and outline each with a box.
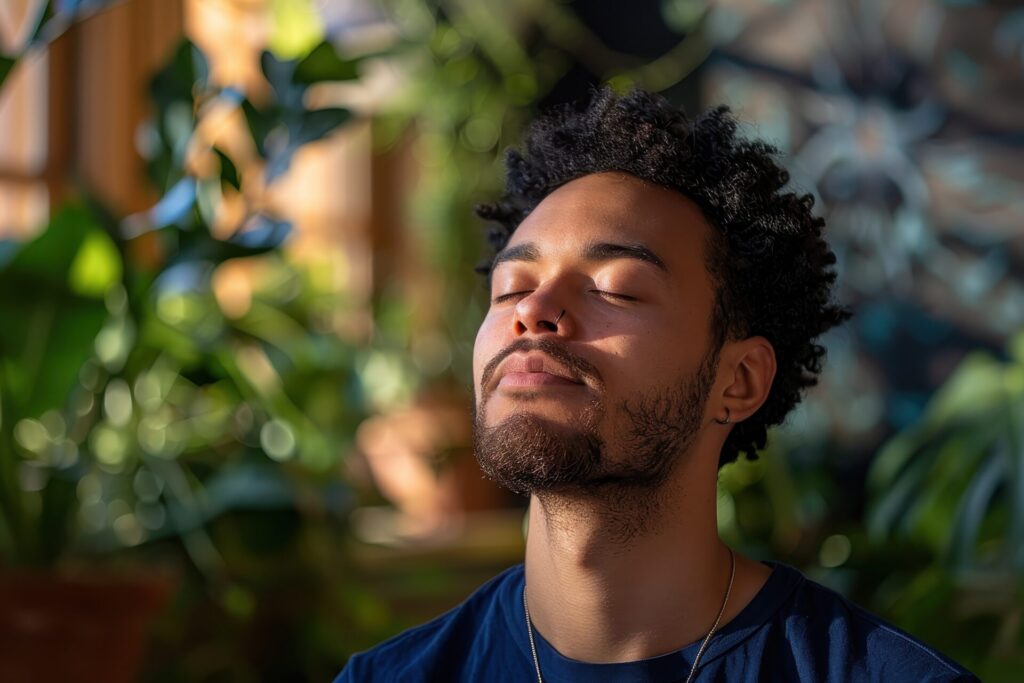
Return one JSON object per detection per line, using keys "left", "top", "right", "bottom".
{"left": 336, "top": 89, "right": 979, "bottom": 682}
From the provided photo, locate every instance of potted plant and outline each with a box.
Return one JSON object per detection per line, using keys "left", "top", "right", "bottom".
{"left": 0, "top": 5, "right": 376, "bottom": 677}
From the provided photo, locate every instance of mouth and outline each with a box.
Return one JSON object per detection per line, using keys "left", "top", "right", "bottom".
{"left": 492, "top": 352, "right": 586, "bottom": 391}
{"left": 498, "top": 371, "right": 582, "bottom": 388}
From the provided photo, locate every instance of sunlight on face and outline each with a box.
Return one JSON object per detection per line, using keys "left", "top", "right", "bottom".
{"left": 471, "top": 172, "right": 722, "bottom": 494}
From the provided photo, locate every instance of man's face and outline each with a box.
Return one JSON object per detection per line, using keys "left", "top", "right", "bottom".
{"left": 472, "top": 172, "right": 722, "bottom": 497}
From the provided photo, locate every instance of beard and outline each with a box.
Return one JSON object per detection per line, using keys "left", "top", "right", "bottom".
{"left": 472, "top": 340, "right": 720, "bottom": 499}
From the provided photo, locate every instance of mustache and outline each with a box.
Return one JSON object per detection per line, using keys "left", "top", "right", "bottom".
{"left": 480, "top": 337, "right": 604, "bottom": 394}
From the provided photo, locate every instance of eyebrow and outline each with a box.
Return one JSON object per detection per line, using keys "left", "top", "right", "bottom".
{"left": 491, "top": 240, "right": 669, "bottom": 274}
{"left": 584, "top": 241, "right": 668, "bottom": 273}
{"left": 491, "top": 243, "right": 540, "bottom": 271}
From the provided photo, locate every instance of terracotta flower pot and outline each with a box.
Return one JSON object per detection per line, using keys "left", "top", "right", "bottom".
{"left": 0, "top": 570, "right": 176, "bottom": 683}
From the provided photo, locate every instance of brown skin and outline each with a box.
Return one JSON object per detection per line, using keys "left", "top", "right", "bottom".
{"left": 473, "top": 172, "right": 777, "bottom": 663}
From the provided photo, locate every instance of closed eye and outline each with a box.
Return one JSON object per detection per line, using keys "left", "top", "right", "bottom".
{"left": 592, "top": 290, "right": 637, "bottom": 302}
{"left": 491, "top": 290, "right": 637, "bottom": 304}
{"left": 491, "top": 290, "right": 532, "bottom": 304}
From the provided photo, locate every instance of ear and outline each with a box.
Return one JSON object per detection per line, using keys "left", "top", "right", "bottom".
{"left": 713, "top": 336, "right": 776, "bottom": 424}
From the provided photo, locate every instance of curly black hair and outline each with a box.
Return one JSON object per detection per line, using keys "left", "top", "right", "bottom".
{"left": 475, "top": 87, "right": 851, "bottom": 468}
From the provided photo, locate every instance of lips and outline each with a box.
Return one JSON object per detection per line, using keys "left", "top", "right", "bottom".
{"left": 494, "top": 352, "right": 584, "bottom": 389}
{"left": 498, "top": 372, "right": 580, "bottom": 387}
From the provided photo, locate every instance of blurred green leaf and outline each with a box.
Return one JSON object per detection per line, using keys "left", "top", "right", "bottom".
{"left": 150, "top": 39, "right": 209, "bottom": 111}
{"left": 146, "top": 40, "right": 208, "bottom": 189}
{"left": 869, "top": 445, "right": 933, "bottom": 539}
{"left": 0, "top": 205, "right": 113, "bottom": 419}
{"left": 293, "top": 42, "right": 360, "bottom": 84}
{"left": 1010, "top": 331, "right": 1024, "bottom": 365}
{"left": 241, "top": 99, "right": 282, "bottom": 157}
{"left": 263, "top": 108, "right": 351, "bottom": 181}
{"left": 1008, "top": 399, "right": 1024, "bottom": 569}
{"left": 869, "top": 339, "right": 1024, "bottom": 571}
{"left": 949, "top": 446, "right": 1006, "bottom": 567}
{"left": 260, "top": 50, "right": 301, "bottom": 108}
{"left": 214, "top": 148, "right": 241, "bottom": 191}
{"left": 928, "top": 352, "right": 1004, "bottom": 424}
{"left": 3, "top": 203, "right": 97, "bottom": 284}
{"left": 69, "top": 228, "right": 122, "bottom": 298}
{"left": 0, "top": 55, "right": 16, "bottom": 91}
{"left": 297, "top": 107, "right": 352, "bottom": 144}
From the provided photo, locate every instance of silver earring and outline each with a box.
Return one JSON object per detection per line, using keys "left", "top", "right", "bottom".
{"left": 714, "top": 407, "right": 731, "bottom": 425}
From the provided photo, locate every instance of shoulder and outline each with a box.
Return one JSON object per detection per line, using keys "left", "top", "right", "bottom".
{"left": 333, "top": 564, "right": 524, "bottom": 683}
{"left": 779, "top": 566, "right": 978, "bottom": 682}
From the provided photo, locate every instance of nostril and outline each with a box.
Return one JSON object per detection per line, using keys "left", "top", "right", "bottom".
{"left": 538, "top": 320, "right": 557, "bottom": 332}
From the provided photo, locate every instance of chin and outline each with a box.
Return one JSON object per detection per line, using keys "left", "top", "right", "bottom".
{"left": 471, "top": 411, "right": 604, "bottom": 495}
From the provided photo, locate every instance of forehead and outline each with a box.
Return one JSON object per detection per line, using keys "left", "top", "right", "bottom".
{"left": 503, "top": 172, "right": 714, "bottom": 274}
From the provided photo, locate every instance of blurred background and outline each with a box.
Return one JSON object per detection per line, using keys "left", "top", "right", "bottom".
{"left": 0, "top": 0, "right": 1022, "bottom": 680}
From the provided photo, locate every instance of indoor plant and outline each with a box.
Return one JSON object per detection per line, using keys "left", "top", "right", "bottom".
{"left": 0, "top": 4, "right": 376, "bottom": 677}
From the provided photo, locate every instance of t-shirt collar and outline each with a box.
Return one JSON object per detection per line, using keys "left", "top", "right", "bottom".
{"left": 501, "top": 560, "right": 804, "bottom": 683}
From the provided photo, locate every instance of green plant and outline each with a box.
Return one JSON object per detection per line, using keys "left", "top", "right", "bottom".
{"left": 0, "top": 23, "right": 371, "bottom": 569}
{"left": 866, "top": 332, "right": 1024, "bottom": 679}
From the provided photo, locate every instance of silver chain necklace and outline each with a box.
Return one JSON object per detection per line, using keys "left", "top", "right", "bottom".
{"left": 522, "top": 548, "right": 736, "bottom": 683}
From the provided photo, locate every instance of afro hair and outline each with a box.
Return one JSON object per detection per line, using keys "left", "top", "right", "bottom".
{"left": 475, "top": 87, "right": 851, "bottom": 468}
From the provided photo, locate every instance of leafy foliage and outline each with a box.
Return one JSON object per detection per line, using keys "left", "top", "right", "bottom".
{"left": 3, "top": 0, "right": 1019, "bottom": 679}
{"left": 0, "top": 28, "right": 368, "bottom": 569}
{"left": 0, "top": 205, "right": 113, "bottom": 563}
{"left": 869, "top": 334, "right": 1024, "bottom": 570}
{"left": 858, "top": 335, "right": 1024, "bottom": 677}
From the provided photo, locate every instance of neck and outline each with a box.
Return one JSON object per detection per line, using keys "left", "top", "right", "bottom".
{"left": 522, "top": 460, "right": 735, "bottom": 663}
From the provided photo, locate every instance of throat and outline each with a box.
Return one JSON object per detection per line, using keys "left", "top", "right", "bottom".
{"left": 532, "top": 480, "right": 671, "bottom": 553}
{"left": 522, "top": 494, "right": 735, "bottom": 664}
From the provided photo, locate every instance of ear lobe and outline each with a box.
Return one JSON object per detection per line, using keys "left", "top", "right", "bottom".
{"left": 718, "top": 337, "right": 776, "bottom": 423}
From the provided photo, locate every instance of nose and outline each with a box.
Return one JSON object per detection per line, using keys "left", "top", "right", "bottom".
{"left": 512, "top": 286, "right": 571, "bottom": 337}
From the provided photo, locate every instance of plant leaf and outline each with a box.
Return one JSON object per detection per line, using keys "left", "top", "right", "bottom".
{"left": 262, "top": 108, "right": 352, "bottom": 182}
{"left": 260, "top": 50, "right": 301, "bottom": 107}
{"left": 214, "top": 147, "right": 241, "bottom": 190}
{"left": 0, "top": 204, "right": 111, "bottom": 419}
{"left": 0, "top": 55, "right": 17, "bottom": 91}
{"left": 150, "top": 39, "right": 208, "bottom": 110}
{"left": 293, "top": 41, "right": 359, "bottom": 84}
{"left": 1006, "top": 397, "right": 1024, "bottom": 569}
{"left": 241, "top": 99, "right": 282, "bottom": 158}
{"left": 948, "top": 444, "right": 1007, "bottom": 568}
{"left": 295, "top": 107, "right": 351, "bottom": 145}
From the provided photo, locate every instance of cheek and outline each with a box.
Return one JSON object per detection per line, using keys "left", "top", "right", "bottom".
{"left": 472, "top": 314, "right": 504, "bottom": 386}
{"left": 596, "top": 331, "right": 686, "bottom": 396}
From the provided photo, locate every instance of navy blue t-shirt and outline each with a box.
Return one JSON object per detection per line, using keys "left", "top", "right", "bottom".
{"left": 335, "top": 561, "right": 979, "bottom": 682}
